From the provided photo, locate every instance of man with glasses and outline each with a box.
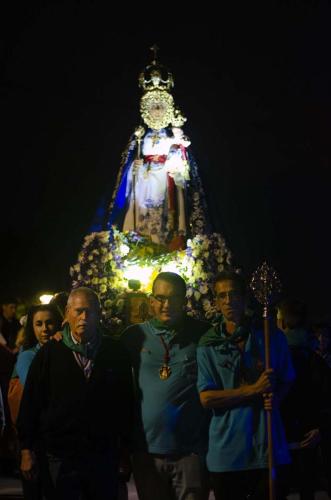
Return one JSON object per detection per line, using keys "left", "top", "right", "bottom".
{"left": 197, "top": 270, "right": 295, "bottom": 500}
{"left": 121, "top": 272, "right": 210, "bottom": 500}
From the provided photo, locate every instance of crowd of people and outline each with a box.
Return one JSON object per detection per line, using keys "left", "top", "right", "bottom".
{"left": 0, "top": 272, "right": 330, "bottom": 500}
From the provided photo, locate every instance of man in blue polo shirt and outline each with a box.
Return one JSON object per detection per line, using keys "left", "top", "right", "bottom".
{"left": 197, "top": 270, "right": 295, "bottom": 500}
{"left": 121, "top": 272, "right": 210, "bottom": 500}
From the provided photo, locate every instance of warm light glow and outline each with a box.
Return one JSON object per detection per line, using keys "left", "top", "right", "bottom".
{"left": 160, "top": 254, "right": 193, "bottom": 280}
{"left": 161, "top": 261, "right": 183, "bottom": 275}
{"left": 122, "top": 254, "right": 191, "bottom": 292}
{"left": 123, "top": 264, "right": 154, "bottom": 287}
{"left": 39, "top": 294, "right": 54, "bottom": 304}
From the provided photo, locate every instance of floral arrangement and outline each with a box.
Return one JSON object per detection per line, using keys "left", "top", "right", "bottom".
{"left": 70, "top": 227, "right": 232, "bottom": 329}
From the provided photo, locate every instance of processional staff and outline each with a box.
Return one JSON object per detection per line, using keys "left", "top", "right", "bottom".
{"left": 250, "top": 262, "right": 282, "bottom": 500}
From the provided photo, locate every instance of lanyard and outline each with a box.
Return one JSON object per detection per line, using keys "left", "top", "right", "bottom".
{"left": 159, "top": 335, "right": 172, "bottom": 380}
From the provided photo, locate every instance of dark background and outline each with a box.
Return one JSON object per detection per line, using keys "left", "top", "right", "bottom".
{"left": 1, "top": 4, "right": 330, "bottom": 320}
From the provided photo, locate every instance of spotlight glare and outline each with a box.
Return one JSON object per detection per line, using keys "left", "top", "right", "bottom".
{"left": 123, "top": 264, "right": 154, "bottom": 287}
{"left": 39, "top": 294, "right": 54, "bottom": 304}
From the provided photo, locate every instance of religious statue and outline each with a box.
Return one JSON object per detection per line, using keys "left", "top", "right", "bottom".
{"left": 108, "top": 46, "right": 209, "bottom": 250}
{"left": 70, "top": 47, "right": 232, "bottom": 327}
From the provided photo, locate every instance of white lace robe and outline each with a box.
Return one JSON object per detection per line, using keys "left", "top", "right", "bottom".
{"left": 123, "top": 129, "right": 190, "bottom": 244}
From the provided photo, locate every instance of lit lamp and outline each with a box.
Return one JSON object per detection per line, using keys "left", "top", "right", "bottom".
{"left": 123, "top": 264, "right": 154, "bottom": 289}
{"left": 128, "top": 279, "right": 141, "bottom": 291}
{"left": 123, "top": 267, "right": 151, "bottom": 325}
{"left": 39, "top": 294, "right": 54, "bottom": 304}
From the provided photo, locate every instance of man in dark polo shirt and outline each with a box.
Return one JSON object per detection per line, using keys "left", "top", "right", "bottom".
{"left": 17, "top": 287, "right": 133, "bottom": 500}
{"left": 121, "top": 272, "right": 210, "bottom": 500}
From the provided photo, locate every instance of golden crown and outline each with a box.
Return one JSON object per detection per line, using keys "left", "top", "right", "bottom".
{"left": 138, "top": 45, "right": 174, "bottom": 92}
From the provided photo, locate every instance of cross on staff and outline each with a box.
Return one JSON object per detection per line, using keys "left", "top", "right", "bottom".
{"left": 250, "top": 262, "right": 282, "bottom": 500}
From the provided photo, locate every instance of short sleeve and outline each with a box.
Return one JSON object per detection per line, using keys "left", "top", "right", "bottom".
{"left": 197, "top": 346, "right": 219, "bottom": 393}
{"left": 16, "top": 350, "right": 36, "bottom": 386}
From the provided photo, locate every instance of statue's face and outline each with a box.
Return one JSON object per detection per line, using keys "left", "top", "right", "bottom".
{"left": 140, "top": 89, "right": 174, "bottom": 130}
{"left": 148, "top": 101, "right": 167, "bottom": 121}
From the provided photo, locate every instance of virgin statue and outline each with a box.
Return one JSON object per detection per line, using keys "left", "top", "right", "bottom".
{"left": 108, "top": 51, "right": 209, "bottom": 250}
{"left": 71, "top": 48, "right": 232, "bottom": 325}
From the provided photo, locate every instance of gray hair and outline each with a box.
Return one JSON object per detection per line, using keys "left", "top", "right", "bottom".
{"left": 67, "top": 287, "right": 100, "bottom": 310}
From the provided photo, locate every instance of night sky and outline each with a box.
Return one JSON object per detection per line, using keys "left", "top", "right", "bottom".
{"left": 1, "top": 4, "right": 330, "bottom": 320}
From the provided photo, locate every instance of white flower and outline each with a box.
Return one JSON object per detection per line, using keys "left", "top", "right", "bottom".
{"left": 119, "top": 244, "right": 130, "bottom": 256}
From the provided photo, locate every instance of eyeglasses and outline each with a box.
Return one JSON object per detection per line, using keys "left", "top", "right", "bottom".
{"left": 152, "top": 294, "right": 183, "bottom": 305}
{"left": 215, "top": 291, "right": 242, "bottom": 301}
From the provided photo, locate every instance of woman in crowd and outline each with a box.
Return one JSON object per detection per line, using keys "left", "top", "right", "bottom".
{"left": 10, "top": 303, "right": 62, "bottom": 500}
{"left": 15, "top": 304, "right": 62, "bottom": 386}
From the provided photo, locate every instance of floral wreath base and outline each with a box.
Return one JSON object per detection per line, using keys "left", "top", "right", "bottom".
{"left": 70, "top": 227, "right": 232, "bottom": 330}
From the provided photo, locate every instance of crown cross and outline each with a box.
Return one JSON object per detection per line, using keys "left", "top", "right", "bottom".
{"left": 150, "top": 44, "right": 159, "bottom": 64}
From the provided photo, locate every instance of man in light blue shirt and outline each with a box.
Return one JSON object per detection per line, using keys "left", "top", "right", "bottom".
{"left": 121, "top": 272, "right": 210, "bottom": 500}
{"left": 197, "top": 270, "right": 295, "bottom": 500}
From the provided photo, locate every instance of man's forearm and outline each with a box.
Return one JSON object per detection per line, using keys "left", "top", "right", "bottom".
{"left": 200, "top": 385, "right": 258, "bottom": 410}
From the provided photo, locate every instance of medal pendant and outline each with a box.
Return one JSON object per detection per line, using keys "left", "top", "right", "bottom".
{"left": 159, "top": 365, "right": 171, "bottom": 380}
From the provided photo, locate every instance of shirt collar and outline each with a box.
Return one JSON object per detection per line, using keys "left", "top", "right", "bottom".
{"left": 71, "top": 331, "right": 80, "bottom": 345}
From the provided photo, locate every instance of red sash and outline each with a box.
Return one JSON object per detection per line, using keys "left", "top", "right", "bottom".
{"left": 143, "top": 155, "right": 167, "bottom": 163}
